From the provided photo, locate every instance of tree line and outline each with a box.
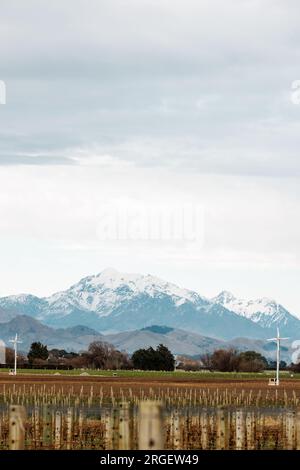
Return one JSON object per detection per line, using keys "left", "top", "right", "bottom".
{"left": 5, "top": 341, "right": 175, "bottom": 371}
{"left": 5, "top": 342, "right": 298, "bottom": 372}
{"left": 189, "top": 349, "right": 288, "bottom": 372}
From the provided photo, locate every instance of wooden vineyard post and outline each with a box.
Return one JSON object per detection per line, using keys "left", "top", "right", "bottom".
{"left": 181, "top": 410, "right": 188, "bottom": 449}
{"left": 200, "top": 410, "right": 208, "bottom": 449}
{"left": 281, "top": 411, "right": 286, "bottom": 449}
{"left": 42, "top": 406, "right": 52, "bottom": 448}
{"left": 119, "top": 402, "right": 130, "bottom": 450}
{"left": 246, "top": 412, "right": 255, "bottom": 450}
{"left": 78, "top": 409, "right": 84, "bottom": 443}
{"left": 260, "top": 412, "right": 265, "bottom": 449}
{"left": 138, "top": 401, "right": 164, "bottom": 450}
{"left": 104, "top": 409, "right": 113, "bottom": 449}
{"left": 255, "top": 411, "right": 263, "bottom": 449}
{"left": 34, "top": 406, "right": 40, "bottom": 448}
{"left": 209, "top": 412, "right": 215, "bottom": 448}
{"left": 66, "top": 408, "right": 73, "bottom": 450}
{"left": 25, "top": 410, "right": 34, "bottom": 449}
{"left": 9, "top": 405, "right": 26, "bottom": 450}
{"left": 112, "top": 407, "right": 120, "bottom": 450}
{"left": 131, "top": 406, "right": 138, "bottom": 450}
{"left": 296, "top": 409, "right": 300, "bottom": 450}
{"left": 168, "top": 412, "right": 173, "bottom": 448}
{"left": 227, "top": 410, "right": 232, "bottom": 448}
{"left": 216, "top": 408, "right": 228, "bottom": 450}
{"left": 54, "top": 411, "right": 62, "bottom": 450}
{"left": 286, "top": 410, "right": 295, "bottom": 450}
{"left": 171, "top": 410, "right": 181, "bottom": 450}
{"left": 235, "top": 410, "right": 245, "bottom": 450}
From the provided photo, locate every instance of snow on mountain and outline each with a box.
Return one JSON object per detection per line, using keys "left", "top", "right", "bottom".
{"left": 45, "top": 268, "right": 202, "bottom": 318}
{"left": 0, "top": 269, "right": 299, "bottom": 340}
{"left": 0, "top": 294, "right": 47, "bottom": 318}
{"left": 213, "top": 291, "right": 299, "bottom": 331}
{"left": 0, "top": 269, "right": 266, "bottom": 340}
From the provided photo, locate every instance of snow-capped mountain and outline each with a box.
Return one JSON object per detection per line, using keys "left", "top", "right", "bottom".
{"left": 213, "top": 291, "right": 300, "bottom": 335}
{"left": 45, "top": 268, "right": 200, "bottom": 317}
{"left": 0, "top": 268, "right": 266, "bottom": 340}
{"left": 0, "top": 269, "right": 299, "bottom": 340}
{"left": 0, "top": 294, "right": 47, "bottom": 318}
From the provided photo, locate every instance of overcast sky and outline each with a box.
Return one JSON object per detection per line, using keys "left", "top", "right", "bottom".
{"left": 0, "top": 0, "right": 300, "bottom": 314}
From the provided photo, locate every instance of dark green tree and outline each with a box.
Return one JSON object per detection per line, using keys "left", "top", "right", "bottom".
{"left": 131, "top": 347, "right": 155, "bottom": 370}
{"left": 132, "top": 344, "right": 174, "bottom": 371}
{"left": 238, "top": 350, "right": 268, "bottom": 372}
{"left": 156, "top": 344, "right": 175, "bottom": 371}
{"left": 269, "top": 360, "right": 287, "bottom": 370}
{"left": 28, "top": 342, "right": 49, "bottom": 363}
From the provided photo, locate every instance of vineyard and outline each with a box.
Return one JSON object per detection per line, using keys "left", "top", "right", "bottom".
{"left": 1, "top": 381, "right": 300, "bottom": 450}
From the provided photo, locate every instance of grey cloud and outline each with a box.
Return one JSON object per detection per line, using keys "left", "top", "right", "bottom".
{"left": 0, "top": 0, "right": 300, "bottom": 176}
{"left": 0, "top": 154, "right": 75, "bottom": 166}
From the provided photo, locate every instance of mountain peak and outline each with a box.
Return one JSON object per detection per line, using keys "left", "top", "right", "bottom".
{"left": 0, "top": 270, "right": 299, "bottom": 340}
{"left": 96, "top": 267, "right": 120, "bottom": 279}
{"left": 214, "top": 291, "right": 236, "bottom": 304}
{"left": 45, "top": 268, "right": 203, "bottom": 321}
{"left": 75, "top": 268, "right": 199, "bottom": 302}
{"left": 92, "top": 268, "right": 143, "bottom": 287}
{"left": 215, "top": 291, "right": 299, "bottom": 329}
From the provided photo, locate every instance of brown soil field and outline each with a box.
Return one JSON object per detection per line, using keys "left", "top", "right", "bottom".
{"left": 1, "top": 374, "right": 300, "bottom": 398}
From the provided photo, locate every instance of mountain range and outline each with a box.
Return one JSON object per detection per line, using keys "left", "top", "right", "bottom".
{"left": 0, "top": 316, "right": 290, "bottom": 362}
{"left": 0, "top": 268, "right": 298, "bottom": 351}
{"left": 0, "top": 315, "right": 104, "bottom": 352}
{"left": 105, "top": 325, "right": 290, "bottom": 362}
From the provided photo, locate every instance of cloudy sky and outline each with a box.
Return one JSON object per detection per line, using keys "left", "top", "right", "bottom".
{"left": 0, "top": 0, "right": 300, "bottom": 314}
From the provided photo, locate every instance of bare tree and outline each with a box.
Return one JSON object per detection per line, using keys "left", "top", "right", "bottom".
{"left": 86, "top": 341, "right": 131, "bottom": 370}
{"left": 5, "top": 347, "right": 26, "bottom": 366}
{"left": 210, "top": 349, "right": 240, "bottom": 372}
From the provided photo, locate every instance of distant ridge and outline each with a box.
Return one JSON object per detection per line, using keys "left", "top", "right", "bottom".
{"left": 0, "top": 268, "right": 299, "bottom": 340}
{"left": 0, "top": 315, "right": 290, "bottom": 361}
